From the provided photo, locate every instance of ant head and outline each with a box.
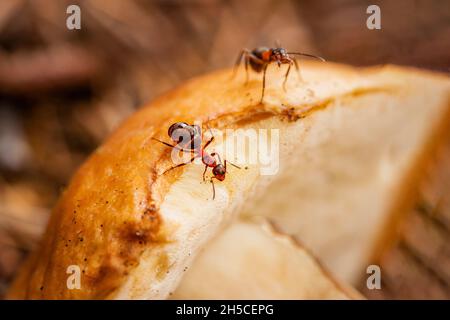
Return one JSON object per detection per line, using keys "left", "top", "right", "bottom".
{"left": 271, "top": 47, "right": 290, "bottom": 63}
{"left": 212, "top": 164, "right": 226, "bottom": 181}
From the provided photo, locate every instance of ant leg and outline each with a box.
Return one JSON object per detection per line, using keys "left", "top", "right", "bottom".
{"left": 162, "top": 155, "right": 197, "bottom": 175}
{"left": 203, "top": 136, "right": 215, "bottom": 150}
{"left": 202, "top": 165, "right": 208, "bottom": 182}
{"left": 210, "top": 177, "right": 217, "bottom": 200}
{"left": 205, "top": 123, "right": 214, "bottom": 138}
{"left": 203, "top": 124, "right": 215, "bottom": 150}
{"left": 211, "top": 154, "right": 241, "bottom": 171}
{"left": 232, "top": 49, "right": 249, "bottom": 79}
{"left": 152, "top": 137, "right": 175, "bottom": 148}
{"left": 152, "top": 137, "right": 194, "bottom": 153}
{"left": 244, "top": 55, "right": 249, "bottom": 85}
{"left": 260, "top": 64, "right": 269, "bottom": 103}
{"left": 283, "top": 63, "right": 292, "bottom": 91}
{"left": 293, "top": 58, "right": 303, "bottom": 82}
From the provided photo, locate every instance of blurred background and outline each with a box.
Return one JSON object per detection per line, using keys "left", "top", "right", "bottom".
{"left": 0, "top": 0, "right": 449, "bottom": 299}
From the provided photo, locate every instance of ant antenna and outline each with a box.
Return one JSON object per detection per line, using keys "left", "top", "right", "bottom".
{"left": 275, "top": 40, "right": 282, "bottom": 48}
{"left": 232, "top": 49, "right": 249, "bottom": 79}
{"left": 287, "top": 52, "right": 325, "bottom": 62}
{"left": 224, "top": 159, "right": 241, "bottom": 173}
{"left": 227, "top": 160, "right": 241, "bottom": 170}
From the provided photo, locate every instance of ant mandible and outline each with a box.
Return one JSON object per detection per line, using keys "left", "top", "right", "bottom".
{"left": 233, "top": 46, "right": 325, "bottom": 102}
{"left": 152, "top": 122, "right": 240, "bottom": 200}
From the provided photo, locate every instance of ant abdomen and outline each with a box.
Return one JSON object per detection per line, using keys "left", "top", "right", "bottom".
{"left": 168, "top": 122, "right": 201, "bottom": 149}
{"left": 250, "top": 47, "right": 269, "bottom": 72}
{"left": 168, "top": 122, "right": 189, "bottom": 140}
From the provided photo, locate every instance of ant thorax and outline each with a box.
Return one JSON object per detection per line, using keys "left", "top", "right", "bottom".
{"left": 252, "top": 47, "right": 271, "bottom": 60}
{"left": 201, "top": 152, "right": 216, "bottom": 167}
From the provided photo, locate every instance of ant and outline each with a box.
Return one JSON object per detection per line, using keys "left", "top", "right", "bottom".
{"left": 233, "top": 46, "right": 325, "bottom": 102}
{"left": 152, "top": 122, "right": 240, "bottom": 200}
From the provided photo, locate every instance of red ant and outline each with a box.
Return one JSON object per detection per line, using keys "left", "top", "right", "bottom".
{"left": 233, "top": 46, "right": 325, "bottom": 102}
{"left": 152, "top": 122, "right": 240, "bottom": 199}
